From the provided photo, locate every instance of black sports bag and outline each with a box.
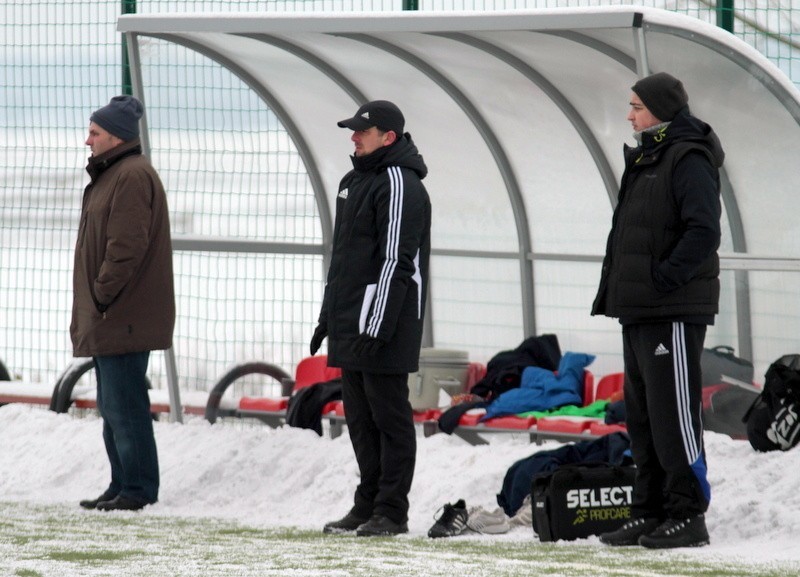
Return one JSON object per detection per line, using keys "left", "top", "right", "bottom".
{"left": 531, "top": 463, "right": 636, "bottom": 542}
{"left": 743, "top": 354, "right": 800, "bottom": 452}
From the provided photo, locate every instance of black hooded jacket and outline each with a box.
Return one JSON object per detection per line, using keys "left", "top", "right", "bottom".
{"left": 319, "top": 134, "right": 431, "bottom": 373}
{"left": 592, "top": 111, "right": 724, "bottom": 323}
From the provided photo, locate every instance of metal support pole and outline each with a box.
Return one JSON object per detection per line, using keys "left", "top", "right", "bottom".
{"left": 121, "top": 1, "right": 136, "bottom": 94}
{"left": 125, "top": 30, "right": 184, "bottom": 423}
{"left": 717, "top": 0, "right": 735, "bottom": 33}
{"left": 164, "top": 347, "right": 183, "bottom": 424}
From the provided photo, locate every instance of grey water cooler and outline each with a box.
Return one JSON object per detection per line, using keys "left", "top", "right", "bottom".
{"left": 408, "top": 348, "right": 470, "bottom": 410}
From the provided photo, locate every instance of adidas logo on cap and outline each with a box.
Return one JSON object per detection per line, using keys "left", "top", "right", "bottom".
{"left": 337, "top": 100, "right": 405, "bottom": 135}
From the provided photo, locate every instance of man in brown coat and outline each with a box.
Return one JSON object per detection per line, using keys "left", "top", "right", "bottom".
{"left": 72, "top": 95, "right": 175, "bottom": 511}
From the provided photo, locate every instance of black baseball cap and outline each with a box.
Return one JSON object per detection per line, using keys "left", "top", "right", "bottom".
{"left": 337, "top": 100, "right": 405, "bottom": 135}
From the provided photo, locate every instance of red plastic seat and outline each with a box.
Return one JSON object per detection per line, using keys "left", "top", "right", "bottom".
{"left": 235, "top": 355, "right": 341, "bottom": 416}
{"left": 293, "top": 356, "right": 342, "bottom": 391}
{"left": 595, "top": 372, "right": 624, "bottom": 401}
{"left": 321, "top": 400, "right": 340, "bottom": 414}
{"left": 588, "top": 421, "right": 627, "bottom": 436}
{"left": 458, "top": 412, "right": 486, "bottom": 426}
{"left": 239, "top": 397, "right": 289, "bottom": 412}
{"left": 481, "top": 415, "right": 537, "bottom": 430}
{"left": 582, "top": 370, "right": 596, "bottom": 405}
{"left": 536, "top": 417, "right": 593, "bottom": 434}
{"left": 465, "top": 362, "right": 487, "bottom": 391}
{"left": 413, "top": 408, "right": 442, "bottom": 421}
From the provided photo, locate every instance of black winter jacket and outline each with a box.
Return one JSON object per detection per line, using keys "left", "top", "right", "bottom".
{"left": 320, "top": 134, "right": 431, "bottom": 374}
{"left": 592, "top": 111, "right": 724, "bottom": 322}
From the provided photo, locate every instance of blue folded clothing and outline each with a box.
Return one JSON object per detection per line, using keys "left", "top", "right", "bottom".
{"left": 482, "top": 352, "right": 595, "bottom": 420}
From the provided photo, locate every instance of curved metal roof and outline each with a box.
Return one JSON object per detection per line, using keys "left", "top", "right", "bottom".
{"left": 119, "top": 6, "right": 800, "bottom": 366}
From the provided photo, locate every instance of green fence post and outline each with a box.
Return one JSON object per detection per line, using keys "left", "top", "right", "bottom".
{"left": 717, "top": 0, "right": 734, "bottom": 33}
{"left": 403, "top": 0, "right": 419, "bottom": 10}
{"left": 121, "top": 0, "right": 137, "bottom": 95}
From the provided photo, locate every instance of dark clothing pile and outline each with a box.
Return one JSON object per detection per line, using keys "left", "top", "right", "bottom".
{"left": 470, "top": 334, "right": 561, "bottom": 400}
{"left": 438, "top": 334, "right": 561, "bottom": 434}
{"left": 497, "top": 432, "right": 632, "bottom": 516}
{"left": 286, "top": 379, "right": 342, "bottom": 436}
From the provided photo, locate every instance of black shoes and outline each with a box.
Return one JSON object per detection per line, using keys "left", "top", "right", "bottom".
{"left": 323, "top": 511, "right": 370, "bottom": 534}
{"left": 599, "top": 517, "right": 661, "bottom": 546}
{"left": 95, "top": 495, "right": 149, "bottom": 511}
{"left": 324, "top": 511, "right": 407, "bottom": 537}
{"left": 79, "top": 490, "right": 118, "bottom": 510}
{"left": 638, "top": 515, "right": 710, "bottom": 549}
{"left": 355, "top": 514, "right": 408, "bottom": 537}
{"left": 599, "top": 515, "right": 710, "bottom": 548}
{"left": 428, "top": 499, "right": 469, "bottom": 538}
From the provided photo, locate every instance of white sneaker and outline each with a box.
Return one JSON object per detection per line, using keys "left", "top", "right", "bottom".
{"left": 510, "top": 494, "right": 532, "bottom": 527}
{"left": 466, "top": 506, "right": 511, "bottom": 534}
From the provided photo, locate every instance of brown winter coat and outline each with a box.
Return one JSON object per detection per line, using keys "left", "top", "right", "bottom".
{"left": 71, "top": 139, "right": 175, "bottom": 357}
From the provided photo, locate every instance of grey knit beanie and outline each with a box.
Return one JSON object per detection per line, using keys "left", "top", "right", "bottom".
{"left": 631, "top": 72, "right": 689, "bottom": 122}
{"left": 90, "top": 95, "right": 143, "bottom": 141}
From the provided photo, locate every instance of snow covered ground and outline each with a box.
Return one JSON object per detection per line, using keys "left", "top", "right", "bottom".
{"left": 0, "top": 402, "right": 798, "bottom": 567}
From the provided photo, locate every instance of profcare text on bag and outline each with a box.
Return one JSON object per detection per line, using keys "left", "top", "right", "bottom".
{"left": 531, "top": 463, "right": 635, "bottom": 542}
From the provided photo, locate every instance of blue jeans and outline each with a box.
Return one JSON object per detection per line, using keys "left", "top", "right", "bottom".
{"left": 94, "top": 352, "right": 159, "bottom": 504}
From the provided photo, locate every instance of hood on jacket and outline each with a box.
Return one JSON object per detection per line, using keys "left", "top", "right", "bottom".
{"left": 351, "top": 133, "right": 428, "bottom": 179}
{"left": 639, "top": 111, "right": 725, "bottom": 168}
{"left": 86, "top": 138, "right": 143, "bottom": 180}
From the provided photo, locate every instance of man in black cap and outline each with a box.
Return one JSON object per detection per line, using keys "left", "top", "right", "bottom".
{"left": 74, "top": 95, "right": 175, "bottom": 511}
{"left": 311, "top": 100, "right": 431, "bottom": 536}
{"left": 592, "top": 73, "right": 724, "bottom": 548}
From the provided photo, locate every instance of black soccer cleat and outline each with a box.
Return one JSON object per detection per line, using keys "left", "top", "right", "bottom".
{"left": 427, "top": 499, "right": 469, "bottom": 538}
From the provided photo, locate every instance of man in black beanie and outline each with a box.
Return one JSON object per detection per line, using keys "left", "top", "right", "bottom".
{"left": 630, "top": 72, "right": 689, "bottom": 123}
{"left": 73, "top": 95, "right": 175, "bottom": 511}
{"left": 592, "top": 73, "right": 725, "bottom": 548}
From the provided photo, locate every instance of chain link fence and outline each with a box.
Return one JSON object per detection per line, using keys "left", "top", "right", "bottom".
{"left": 1, "top": 0, "right": 798, "bottom": 392}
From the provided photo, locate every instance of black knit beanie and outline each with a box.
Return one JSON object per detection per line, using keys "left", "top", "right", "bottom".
{"left": 631, "top": 72, "right": 688, "bottom": 122}
{"left": 90, "top": 95, "right": 143, "bottom": 141}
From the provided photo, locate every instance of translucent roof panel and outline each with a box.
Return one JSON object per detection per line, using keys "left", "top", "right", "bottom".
{"left": 119, "top": 7, "right": 800, "bottom": 263}
{"left": 119, "top": 7, "right": 800, "bottom": 363}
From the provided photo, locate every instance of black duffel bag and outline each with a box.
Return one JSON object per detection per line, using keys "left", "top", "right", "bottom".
{"left": 531, "top": 463, "right": 636, "bottom": 542}
{"left": 743, "top": 354, "right": 800, "bottom": 452}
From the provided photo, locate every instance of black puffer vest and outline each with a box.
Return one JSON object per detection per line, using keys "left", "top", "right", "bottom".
{"left": 592, "top": 113, "right": 723, "bottom": 321}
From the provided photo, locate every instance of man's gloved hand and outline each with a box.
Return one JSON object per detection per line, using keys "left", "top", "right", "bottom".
{"left": 309, "top": 323, "right": 328, "bottom": 356}
{"left": 351, "top": 334, "right": 385, "bottom": 357}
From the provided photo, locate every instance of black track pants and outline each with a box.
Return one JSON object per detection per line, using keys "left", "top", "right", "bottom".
{"left": 622, "top": 321, "right": 711, "bottom": 519}
{"left": 341, "top": 369, "right": 417, "bottom": 524}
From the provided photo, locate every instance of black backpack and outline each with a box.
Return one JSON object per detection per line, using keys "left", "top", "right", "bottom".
{"left": 743, "top": 354, "right": 800, "bottom": 452}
